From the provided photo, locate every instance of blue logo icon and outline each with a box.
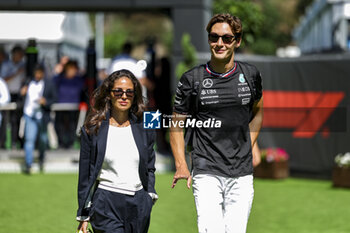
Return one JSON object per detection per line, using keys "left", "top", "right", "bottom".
{"left": 143, "top": 110, "right": 162, "bottom": 129}
{"left": 239, "top": 74, "right": 245, "bottom": 83}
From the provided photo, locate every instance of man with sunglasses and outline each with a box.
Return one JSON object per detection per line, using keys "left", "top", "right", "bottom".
{"left": 170, "top": 13, "right": 263, "bottom": 233}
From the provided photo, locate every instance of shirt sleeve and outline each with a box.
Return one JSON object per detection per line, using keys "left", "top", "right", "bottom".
{"left": 0, "top": 79, "right": 10, "bottom": 104}
{"left": 76, "top": 127, "right": 93, "bottom": 220}
{"left": 254, "top": 69, "right": 263, "bottom": 101}
{"left": 0, "top": 62, "right": 10, "bottom": 77}
{"left": 173, "top": 72, "right": 193, "bottom": 115}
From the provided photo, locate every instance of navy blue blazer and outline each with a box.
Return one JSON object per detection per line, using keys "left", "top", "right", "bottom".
{"left": 76, "top": 112, "right": 156, "bottom": 218}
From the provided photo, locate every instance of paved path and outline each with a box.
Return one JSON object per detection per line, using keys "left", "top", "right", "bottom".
{"left": 0, "top": 149, "right": 174, "bottom": 174}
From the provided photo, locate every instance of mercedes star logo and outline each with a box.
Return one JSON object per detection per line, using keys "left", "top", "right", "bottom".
{"left": 202, "top": 78, "right": 213, "bottom": 88}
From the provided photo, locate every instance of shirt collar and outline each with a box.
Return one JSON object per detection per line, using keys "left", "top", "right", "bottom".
{"left": 205, "top": 62, "right": 237, "bottom": 78}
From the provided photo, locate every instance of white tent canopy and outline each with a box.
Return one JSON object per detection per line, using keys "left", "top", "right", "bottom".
{"left": 0, "top": 11, "right": 92, "bottom": 47}
{"left": 0, "top": 11, "right": 93, "bottom": 72}
{"left": 0, "top": 12, "right": 65, "bottom": 42}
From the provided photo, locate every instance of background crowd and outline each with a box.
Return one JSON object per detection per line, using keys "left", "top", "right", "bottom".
{"left": 0, "top": 45, "right": 84, "bottom": 150}
{"left": 0, "top": 42, "right": 172, "bottom": 173}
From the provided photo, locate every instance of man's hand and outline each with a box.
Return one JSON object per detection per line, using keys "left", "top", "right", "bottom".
{"left": 172, "top": 164, "right": 192, "bottom": 189}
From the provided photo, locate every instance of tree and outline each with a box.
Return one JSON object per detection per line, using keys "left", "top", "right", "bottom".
{"left": 214, "top": 0, "right": 310, "bottom": 55}
{"left": 175, "top": 33, "right": 197, "bottom": 79}
{"left": 296, "top": 0, "right": 314, "bottom": 16}
{"left": 103, "top": 12, "right": 173, "bottom": 58}
{"left": 213, "top": 0, "right": 265, "bottom": 49}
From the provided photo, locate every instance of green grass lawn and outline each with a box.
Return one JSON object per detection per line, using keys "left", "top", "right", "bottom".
{"left": 0, "top": 173, "right": 349, "bottom": 233}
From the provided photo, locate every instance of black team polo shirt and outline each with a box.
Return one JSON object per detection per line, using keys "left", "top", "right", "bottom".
{"left": 173, "top": 62, "right": 262, "bottom": 178}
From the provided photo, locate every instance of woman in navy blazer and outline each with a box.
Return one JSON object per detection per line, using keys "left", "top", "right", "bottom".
{"left": 77, "top": 69, "right": 157, "bottom": 233}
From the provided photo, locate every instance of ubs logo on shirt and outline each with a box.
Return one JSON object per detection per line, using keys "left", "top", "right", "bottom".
{"left": 202, "top": 78, "right": 213, "bottom": 88}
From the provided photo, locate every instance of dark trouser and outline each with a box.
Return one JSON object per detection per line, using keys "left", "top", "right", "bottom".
{"left": 55, "top": 110, "right": 78, "bottom": 148}
{"left": 9, "top": 94, "right": 23, "bottom": 148}
{"left": 90, "top": 188, "right": 153, "bottom": 233}
{"left": 0, "top": 111, "right": 6, "bottom": 148}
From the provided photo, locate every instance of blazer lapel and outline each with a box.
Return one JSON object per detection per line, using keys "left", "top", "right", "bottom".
{"left": 131, "top": 120, "right": 148, "bottom": 187}
{"left": 95, "top": 115, "right": 109, "bottom": 174}
{"left": 131, "top": 122, "right": 145, "bottom": 161}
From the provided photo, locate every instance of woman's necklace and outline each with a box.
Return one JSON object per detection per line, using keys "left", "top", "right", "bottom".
{"left": 109, "top": 118, "right": 130, "bottom": 127}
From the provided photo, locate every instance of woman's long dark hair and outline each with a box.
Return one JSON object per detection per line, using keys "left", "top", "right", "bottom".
{"left": 84, "top": 69, "right": 145, "bottom": 135}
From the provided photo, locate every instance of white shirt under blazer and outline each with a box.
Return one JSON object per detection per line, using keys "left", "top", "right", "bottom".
{"left": 98, "top": 125, "right": 143, "bottom": 195}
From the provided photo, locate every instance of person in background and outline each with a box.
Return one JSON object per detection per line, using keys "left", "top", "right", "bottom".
{"left": 76, "top": 69, "right": 157, "bottom": 233}
{"left": 1, "top": 45, "right": 25, "bottom": 148}
{"left": 53, "top": 60, "right": 84, "bottom": 148}
{"left": 20, "top": 64, "right": 56, "bottom": 174}
{"left": 0, "top": 47, "right": 8, "bottom": 74}
{"left": 53, "top": 55, "right": 69, "bottom": 75}
{"left": 108, "top": 42, "right": 153, "bottom": 101}
{"left": 0, "top": 77, "right": 10, "bottom": 127}
{"left": 153, "top": 57, "right": 172, "bottom": 155}
{"left": 0, "top": 48, "right": 9, "bottom": 148}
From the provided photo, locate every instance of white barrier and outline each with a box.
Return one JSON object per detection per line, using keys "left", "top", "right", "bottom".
{"left": 0, "top": 102, "right": 17, "bottom": 111}
{"left": 0, "top": 102, "right": 80, "bottom": 111}
{"left": 51, "top": 103, "right": 80, "bottom": 111}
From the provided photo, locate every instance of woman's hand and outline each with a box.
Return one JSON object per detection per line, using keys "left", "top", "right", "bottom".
{"left": 77, "top": 221, "right": 89, "bottom": 233}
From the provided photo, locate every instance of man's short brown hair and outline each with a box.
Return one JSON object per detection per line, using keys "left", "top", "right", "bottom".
{"left": 206, "top": 13, "right": 242, "bottom": 41}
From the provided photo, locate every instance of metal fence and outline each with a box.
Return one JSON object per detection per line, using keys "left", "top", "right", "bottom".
{"left": 0, "top": 102, "right": 85, "bottom": 150}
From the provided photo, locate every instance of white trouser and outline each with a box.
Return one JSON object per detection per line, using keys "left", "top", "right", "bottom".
{"left": 192, "top": 174, "right": 254, "bottom": 233}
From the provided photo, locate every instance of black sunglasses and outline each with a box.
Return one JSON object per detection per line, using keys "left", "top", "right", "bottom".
{"left": 111, "top": 88, "right": 135, "bottom": 98}
{"left": 208, "top": 33, "right": 236, "bottom": 44}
